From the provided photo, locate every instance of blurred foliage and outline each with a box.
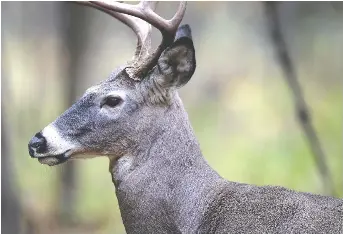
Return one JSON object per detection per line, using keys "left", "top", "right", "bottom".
{"left": 2, "top": 2, "right": 342, "bottom": 233}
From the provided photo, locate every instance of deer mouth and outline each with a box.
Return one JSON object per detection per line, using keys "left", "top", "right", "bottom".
{"left": 37, "top": 151, "right": 70, "bottom": 166}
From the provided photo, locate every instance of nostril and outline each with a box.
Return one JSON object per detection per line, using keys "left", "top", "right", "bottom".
{"left": 29, "top": 131, "right": 47, "bottom": 154}
{"left": 31, "top": 140, "right": 41, "bottom": 148}
{"left": 34, "top": 132, "right": 44, "bottom": 140}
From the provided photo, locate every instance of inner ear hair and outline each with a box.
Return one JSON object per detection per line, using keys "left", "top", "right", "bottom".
{"left": 157, "top": 37, "right": 196, "bottom": 89}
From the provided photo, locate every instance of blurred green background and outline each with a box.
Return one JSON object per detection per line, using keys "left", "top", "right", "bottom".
{"left": 2, "top": 2, "right": 342, "bottom": 234}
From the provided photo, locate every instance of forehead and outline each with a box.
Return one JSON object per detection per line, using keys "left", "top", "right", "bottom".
{"left": 85, "top": 67, "right": 137, "bottom": 95}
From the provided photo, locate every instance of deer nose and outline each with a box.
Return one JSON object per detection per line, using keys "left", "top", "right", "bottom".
{"left": 28, "top": 132, "right": 47, "bottom": 157}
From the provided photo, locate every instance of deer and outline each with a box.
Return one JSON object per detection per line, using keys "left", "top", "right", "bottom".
{"left": 28, "top": 1, "right": 342, "bottom": 233}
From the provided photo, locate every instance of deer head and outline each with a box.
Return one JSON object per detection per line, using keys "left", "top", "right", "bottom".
{"left": 28, "top": 1, "right": 196, "bottom": 166}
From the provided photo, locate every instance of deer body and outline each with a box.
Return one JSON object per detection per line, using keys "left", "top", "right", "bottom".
{"left": 110, "top": 95, "right": 342, "bottom": 233}
{"left": 28, "top": 1, "right": 342, "bottom": 233}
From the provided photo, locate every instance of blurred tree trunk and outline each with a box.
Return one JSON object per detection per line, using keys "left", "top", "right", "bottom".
{"left": 57, "top": 2, "right": 90, "bottom": 224}
{"left": 2, "top": 9, "right": 21, "bottom": 228}
{"left": 1, "top": 120, "right": 21, "bottom": 234}
{"left": 1, "top": 79, "right": 21, "bottom": 233}
{"left": 264, "top": 2, "right": 335, "bottom": 196}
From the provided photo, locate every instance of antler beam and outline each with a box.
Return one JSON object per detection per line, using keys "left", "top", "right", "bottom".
{"left": 76, "top": 1, "right": 187, "bottom": 79}
{"left": 90, "top": 1, "right": 186, "bottom": 36}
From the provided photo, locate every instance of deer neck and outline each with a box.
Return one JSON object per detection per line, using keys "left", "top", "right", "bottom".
{"left": 110, "top": 97, "right": 224, "bottom": 233}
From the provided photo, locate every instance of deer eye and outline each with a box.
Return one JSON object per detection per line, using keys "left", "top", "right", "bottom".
{"left": 101, "top": 96, "right": 122, "bottom": 108}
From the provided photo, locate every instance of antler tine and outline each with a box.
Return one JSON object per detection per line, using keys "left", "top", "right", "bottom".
{"left": 91, "top": 1, "right": 180, "bottom": 35}
{"left": 76, "top": 1, "right": 153, "bottom": 62}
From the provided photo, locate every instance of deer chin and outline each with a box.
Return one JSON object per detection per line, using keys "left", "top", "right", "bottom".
{"left": 38, "top": 154, "right": 68, "bottom": 166}
{"left": 37, "top": 150, "right": 71, "bottom": 166}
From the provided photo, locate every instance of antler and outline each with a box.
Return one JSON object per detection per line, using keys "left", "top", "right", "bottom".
{"left": 76, "top": 1, "right": 187, "bottom": 80}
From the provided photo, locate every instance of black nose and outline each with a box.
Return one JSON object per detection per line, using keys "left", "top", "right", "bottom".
{"left": 28, "top": 132, "right": 47, "bottom": 157}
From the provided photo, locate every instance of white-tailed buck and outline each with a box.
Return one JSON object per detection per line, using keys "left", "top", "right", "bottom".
{"left": 28, "top": 1, "right": 342, "bottom": 233}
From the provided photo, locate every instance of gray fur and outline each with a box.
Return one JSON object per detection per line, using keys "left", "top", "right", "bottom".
{"left": 29, "top": 25, "right": 343, "bottom": 233}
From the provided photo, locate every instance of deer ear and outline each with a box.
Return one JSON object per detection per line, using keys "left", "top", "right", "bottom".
{"left": 155, "top": 24, "right": 196, "bottom": 89}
